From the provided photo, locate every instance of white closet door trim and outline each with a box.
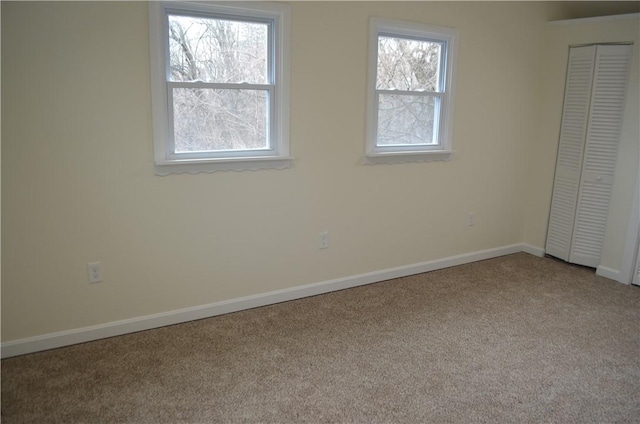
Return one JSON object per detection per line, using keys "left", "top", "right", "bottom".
{"left": 621, "top": 173, "right": 640, "bottom": 285}
{"left": 634, "top": 245, "right": 640, "bottom": 285}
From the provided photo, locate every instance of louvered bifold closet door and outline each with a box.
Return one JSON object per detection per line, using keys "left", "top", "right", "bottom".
{"left": 545, "top": 46, "right": 596, "bottom": 261}
{"left": 569, "top": 44, "right": 632, "bottom": 267}
{"left": 546, "top": 44, "right": 632, "bottom": 267}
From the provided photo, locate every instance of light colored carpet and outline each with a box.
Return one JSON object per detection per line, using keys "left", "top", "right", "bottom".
{"left": 2, "top": 253, "right": 640, "bottom": 423}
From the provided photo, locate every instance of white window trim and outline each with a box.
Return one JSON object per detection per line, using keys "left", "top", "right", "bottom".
{"left": 149, "top": 1, "right": 292, "bottom": 175}
{"left": 365, "top": 18, "right": 458, "bottom": 165}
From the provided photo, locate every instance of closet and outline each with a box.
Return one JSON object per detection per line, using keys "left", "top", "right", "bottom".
{"left": 546, "top": 44, "right": 633, "bottom": 268}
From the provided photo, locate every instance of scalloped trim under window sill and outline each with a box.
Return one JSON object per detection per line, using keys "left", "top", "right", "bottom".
{"left": 154, "top": 156, "right": 293, "bottom": 175}
{"left": 364, "top": 151, "right": 453, "bottom": 165}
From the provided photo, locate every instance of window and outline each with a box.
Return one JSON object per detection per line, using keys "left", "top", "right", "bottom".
{"left": 149, "top": 1, "right": 291, "bottom": 175}
{"left": 365, "top": 18, "right": 458, "bottom": 164}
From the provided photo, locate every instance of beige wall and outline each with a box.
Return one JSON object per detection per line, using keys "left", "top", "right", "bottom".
{"left": 523, "top": 16, "right": 640, "bottom": 275}
{"left": 0, "top": 1, "right": 597, "bottom": 342}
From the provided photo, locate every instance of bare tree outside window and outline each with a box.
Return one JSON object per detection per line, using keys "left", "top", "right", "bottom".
{"left": 375, "top": 36, "right": 443, "bottom": 146}
{"left": 168, "top": 15, "right": 270, "bottom": 153}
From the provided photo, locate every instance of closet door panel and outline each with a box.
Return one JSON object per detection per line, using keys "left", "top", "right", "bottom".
{"left": 569, "top": 45, "right": 633, "bottom": 267}
{"left": 546, "top": 46, "right": 596, "bottom": 261}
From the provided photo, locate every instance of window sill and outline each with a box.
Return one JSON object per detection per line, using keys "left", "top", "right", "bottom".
{"left": 364, "top": 151, "right": 453, "bottom": 165}
{"left": 154, "top": 156, "right": 294, "bottom": 175}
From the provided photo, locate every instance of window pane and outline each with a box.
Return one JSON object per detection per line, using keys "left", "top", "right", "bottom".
{"left": 172, "top": 88, "right": 268, "bottom": 152}
{"left": 377, "top": 94, "right": 438, "bottom": 146}
{"left": 168, "top": 15, "right": 268, "bottom": 84}
{"left": 376, "top": 36, "right": 442, "bottom": 92}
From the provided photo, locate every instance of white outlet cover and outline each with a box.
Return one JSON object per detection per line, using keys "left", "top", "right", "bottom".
{"left": 87, "top": 262, "right": 103, "bottom": 283}
{"left": 319, "top": 231, "right": 329, "bottom": 249}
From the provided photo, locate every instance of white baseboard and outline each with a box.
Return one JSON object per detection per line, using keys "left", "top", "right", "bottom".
{"left": 2, "top": 243, "right": 527, "bottom": 358}
{"left": 596, "top": 265, "right": 625, "bottom": 284}
{"left": 521, "top": 244, "right": 545, "bottom": 257}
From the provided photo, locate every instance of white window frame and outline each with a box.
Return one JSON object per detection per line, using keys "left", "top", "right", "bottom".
{"left": 365, "top": 18, "right": 458, "bottom": 165}
{"left": 149, "top": 1, "right": 291, "bottom": 175}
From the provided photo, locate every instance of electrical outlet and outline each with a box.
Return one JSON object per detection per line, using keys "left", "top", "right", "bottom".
{"left": 87, "top": 262, "right": 103, "bottom": 283}
{"left": 319, "top": 231, "right": 329, "bottom": 249}
{"left": 467, "top": 212, "right": 476, "bottom": 227}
